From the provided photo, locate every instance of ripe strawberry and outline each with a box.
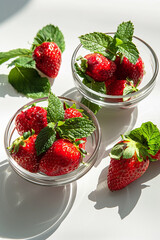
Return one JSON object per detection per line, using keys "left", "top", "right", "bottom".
{"left": 149, "top": 149, "right": 160, "bottom": 161}
{"left": 64, "top": 107, "right": 83, "bottom": 119}
{"left": 106, "top": 79, "right": 137, "bottom": 101}
{"left": 84, "top": 53, "right": 116, "bottom": 82}
{"left": 115, "top": 56, "right": 144, "bottom": 86}
{"left": 10, "top": 133, "right": 39, "bottom": 173}
{"left": 15, "top": 106, "right": 48, "bottom": 135}
{"left": 107, "top": 140, "right": 149, "bottom": 191}
{"left": 33, "top": 42, "right": 62, "bottom": 78}
{"left": 39, "top": 139, "right": 81, "bottom": 176}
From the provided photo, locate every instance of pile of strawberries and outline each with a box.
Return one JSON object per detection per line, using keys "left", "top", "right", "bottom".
{"left": 75, "top": 21, "right": 145, "bottom": 100}
{"left": 9, "top": 93, "right": 95, "bottom": 176}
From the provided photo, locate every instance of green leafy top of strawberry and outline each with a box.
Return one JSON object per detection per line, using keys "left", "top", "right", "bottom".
{"left": 110, "top": 121, "right": 160, "bottom": 162}
{"left": 0, "top": 24, "right": 65, "bottom": 99}
{"left": 79, "top": 21, "right": 139, "bottom": 64}
{"left": 35, "top": 93, "right": 96, "bottom": 156}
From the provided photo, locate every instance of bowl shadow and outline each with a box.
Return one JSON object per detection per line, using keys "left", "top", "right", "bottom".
{"left": 0, "top": 160, "right": 77, "bottom": 239}
{"left": 88, "top": 160, "right": 160, "bottom": 219}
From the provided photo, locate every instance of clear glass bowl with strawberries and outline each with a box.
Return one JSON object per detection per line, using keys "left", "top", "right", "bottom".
{"left": 71, "top": 21, "right": 159, "bottom": 110}
{"left": 4, "top": 94, "right": 101, "bottom": 186}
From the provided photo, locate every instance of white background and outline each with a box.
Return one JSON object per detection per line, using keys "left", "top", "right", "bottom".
{"left": 0, "top": 0, "right": 160, "bottom": 239}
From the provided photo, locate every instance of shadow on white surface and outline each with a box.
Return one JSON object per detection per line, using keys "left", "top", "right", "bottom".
{"left": 88, "top": 160, "right": 160, "bottom": 219}
{"left": 62, "top": 87, "right": 138, "bottom": 166}
{"left": 0, "top": 160, "right": 77, "bottom": 239}
{"left": 0, "top": 0, "right": 31, "bottom": 23}
{"left": 0, "top": 74, "right": 24, "bottom": 98}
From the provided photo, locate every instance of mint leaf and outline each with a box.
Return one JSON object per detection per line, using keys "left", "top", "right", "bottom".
{"left": 79, "top": 32, "right": 113, "bottom": 57}
{"left": 115, "top": 21, "right": 134, "bottom": 42}
{"left": 8, "top": 57, "right": 36, "bottom": 68}
{"left": 141, "top": 122, "right": 160, "bottom": 155}
{"left": 0, "top": 48, "right": 32, "bottom": 65}
{"left": 125, "top": 121, "right": 160, "bottom": 157}
{"left": 31, "top": 24, "right": 65, "bottom": 53}
{"left": 57, "top": 117, "right": 95, "bottom": 139}
{"left": 35, "top": 123, "right": 56, "bottom": 155}
{"left": 117, "top": 41, "right": 139, "bottom": 64}
{"left": 47, "top": 93, "right": 64, "bottom": 123}
{"left": 8, "top": 67, "right": 51, "bottom": 98}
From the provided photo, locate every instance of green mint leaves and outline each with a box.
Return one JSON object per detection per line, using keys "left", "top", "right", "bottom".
{"left": 110, "top": 122, "right": 160, "bottom": 162}
{"left": 79, "top": 21, "right": 139, "bottom": 64}
{"left": 0, "top": 24, "right": 65, "bottom": 99}
{"left": 35, "top": 93, "right": 96, "bottom": 156}
{"left": 8, "top": 67, "right": 51, "bottom": 99}
{"left": 31, "top": 24, "right": 65, "bottom": 53}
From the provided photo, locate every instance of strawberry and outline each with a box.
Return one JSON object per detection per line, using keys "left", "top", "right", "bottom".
{"left": 33, "top": 42, "right": 62, "bottom": 78}
{"left": 39, "top": 139, "right": 81, "bottom": 176}
{"left": 106, "top": 79, "right": 137, "bottom": 101}
{"left": 64, "top": 107, "right": 83, "bottom": 119}
{"left": 84, "top": 53, "right": 116, "bottom": 82}
{"left": 107, "top": 140, "right": 149, "bottom": 191}
{"left": 15, "top": 105, "right": 48, "bottom": 135}
{"left": 115, "top": 56, "right": 144, "bottom": 86}
{"left": 9, "top": 133, "right": 39, "bottom": 173}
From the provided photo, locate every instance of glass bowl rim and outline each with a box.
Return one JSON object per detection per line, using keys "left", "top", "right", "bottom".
{"left": 4, "top": 96, "right": 102, "bottom": 185}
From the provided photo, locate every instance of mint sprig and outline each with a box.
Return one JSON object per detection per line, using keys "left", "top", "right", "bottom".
{"left": 35, "top": 93, "right": 96, "bottom": 156}
{"left": 79, "top": 21, "right": 139, "bottom": 64}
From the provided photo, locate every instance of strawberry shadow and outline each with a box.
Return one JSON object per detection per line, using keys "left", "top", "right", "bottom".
{"left": 0, "top": 160, "right": 77, "bottom": 239}
{"left": 88, "top": 160, "right": 160, "bottom": 219}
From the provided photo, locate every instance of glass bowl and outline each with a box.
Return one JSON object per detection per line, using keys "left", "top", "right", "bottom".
{"left": 4, "top": 96, "right": 101, "bottom": 186}
{"left": 71, "top": 33, "right": 159, "bottom": 109}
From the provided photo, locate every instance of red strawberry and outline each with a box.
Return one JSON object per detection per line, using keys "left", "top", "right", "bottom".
{"left": 107, "top": 140, "right": 149, "bottom": 191}
{"left": 64, "top": 107, "right": 83, "bottom": 119}
{"left": 106, "top": 79, "right": 137, "bottom": 102}
{"left": 10, "top": 133, "right": 39, "bottom": 173}
{"left": 115, "top": 56, "right": 144, "bottom": 86}
{"left": 33, "top": 42, "right": 62, "bottom": 78}
{"left": 75, "top": 137, "right": 87, "bottom": 150}
{"left": 15, "top": 106, "right": 47, "bottom": 135}
{"left": 84, "top": 53, "right": 116, "bottom": 82}
{"left": 39, "top": 139, "right": 81, "bottom": 176}
{"left": 149, "top": 149, "right": 160, "bottom": 161}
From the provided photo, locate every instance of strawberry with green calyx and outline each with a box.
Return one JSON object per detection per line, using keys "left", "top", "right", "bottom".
{"left": 107, "top": 121, "right": 160, "bottom": 191}
{"left": 9, "top": 130, "right": 39, "bottom": 173}
{"left": 0, "top": 24, "right": 65, "bottom": 98}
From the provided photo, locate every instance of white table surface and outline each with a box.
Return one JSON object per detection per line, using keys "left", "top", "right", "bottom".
{"left": 0, "top": 0, "right": 160, "bottom": 239}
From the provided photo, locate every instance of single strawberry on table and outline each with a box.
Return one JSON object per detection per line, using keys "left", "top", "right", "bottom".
{"left": 9, "top": 131, "right": 39, "bottom": 173}
{"left": 107, "top": 121, "right": 160, "bottom": 191}
{"left": 33, "top": 42, "right": 62, "bottom": 78}
{"left": 15, "top": 105, "right": 48, "bottom": 135}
